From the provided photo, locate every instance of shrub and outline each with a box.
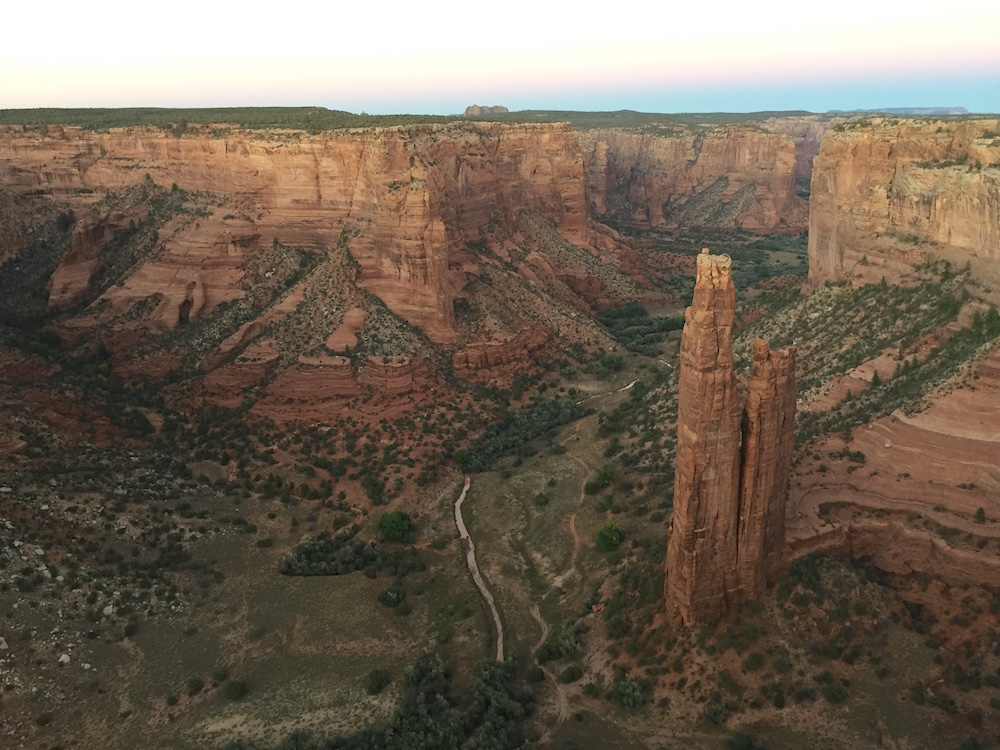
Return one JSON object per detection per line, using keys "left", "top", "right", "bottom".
{"left": 610, "top": 676, "right": 645, "bottom": 708}
{"left": 224, "top": 680, "right": 249, "bottom": 700}
{"left": 187, "top": 677, "right": 204, "bottom": 696}
{"left": 703, "top": 701, "right": 728, "bottom": 725}
{"left": 600, "top": 354, "right": 624, "bottom": 371}
{"left": 742, "top": 652, "right": 764, "bottom": 672}
{"left": 559, "top": 665, "right": 583, "bottom": 683}
{"left": 595, "top": 520, "right": 624, "bottom": 551}
{"left": 728, "top": 732, "right": 754, "bottom": 750}
{"left": 822, "top": 681, "right": 848, "bottom": 703}
{"left": 364, "top": 669, "right": 392, "bottom": 695}
{"left": 378, "top": 584, "right": 406, "bottom": 608}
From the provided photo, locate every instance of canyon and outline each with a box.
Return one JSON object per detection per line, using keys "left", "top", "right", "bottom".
{"left": 666, "top": 250, "right": 797, "bottom": 626}
{"left": 3, "top": 108, "right": 1000, "bottom": 749}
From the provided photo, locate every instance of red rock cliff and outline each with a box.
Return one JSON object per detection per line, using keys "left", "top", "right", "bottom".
{"left": 666, "top": 250, "right": 797, "bottom": 627}
{"left": 808, "top": 118, "right": 1000, "bottom": 284}
{"left": 0, "top": 122, "right": 587, "bottom": 344}
{"left": 583, "top": 127, "right": 804, "bottom": 232}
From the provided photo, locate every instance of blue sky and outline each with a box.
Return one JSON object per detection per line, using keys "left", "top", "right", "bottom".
{"left": 2, "top": 0, "right": 998, "bottom": 114}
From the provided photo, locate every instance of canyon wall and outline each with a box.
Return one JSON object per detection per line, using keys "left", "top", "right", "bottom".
{"left": 666, "top": 250, "right": 797, "bottom": 627}
{"left": 583, "top": 126, "right": 805, "bottom": 233}
{"left": 808, "top": 118, "right": 1000, "bottom": 284}
{"left": 0, "top": 122, "right": 587, "bottom": 344}
{"left": 762, "top": 116, "right": 842, "bottom": 184}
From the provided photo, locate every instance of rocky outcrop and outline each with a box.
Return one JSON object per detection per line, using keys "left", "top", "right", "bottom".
{"left": 583, "top": 127, "right": 805, "bottom": 232}
{"left": 0, "top": 122, "right": 587, "bottom": 344}
{"left": 463, "top": 105, "right": 509, "bottom": 117}
{"left": 666, "top": 250, "right": 797, "bottom": 627}
{"left": 47, "top": 212, "right": 141, "bottom": 310}
{"left": 452, "top": 325, "right": 549, "bottom": 371}
{"left": 808, "top": 118, "right": 1000, "bottom": 284}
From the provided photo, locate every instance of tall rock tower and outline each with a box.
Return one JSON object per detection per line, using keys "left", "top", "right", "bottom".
{"left": 665, "top": 250, "right": 796, "bottom": 627}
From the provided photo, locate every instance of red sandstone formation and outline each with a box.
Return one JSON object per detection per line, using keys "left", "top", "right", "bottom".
{"left": 808, "top": 118, "right": 1000, "bottom": 284}
{"left": 665, "top": 251, "right": 743, "bottom": 625}
{"left": 583, "top": 127, "right": 805, "bottom": 233}
{"left": 666, "top": 250, "right": 797, "bottom": 627}
{"left": 0, "top": 122, "right": 588, "bottom": 344}
{"left": 737, "top": 340, "right": 797, "bottom": 595}
{"left": 451, "top": 325, "right": 550, "bottom": 372}
{"left": 48, "top": 212, "right": 140, "bottom": 310}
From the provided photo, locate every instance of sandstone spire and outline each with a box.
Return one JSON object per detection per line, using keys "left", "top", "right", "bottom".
{"left": 738, "top": 340, "right": 796, "bottom": 596}
{"left": 665, "top": 249, "right": 796, "bottom": 627}
{"left": 665, "top": 250, "right": 743, "bottom": 626}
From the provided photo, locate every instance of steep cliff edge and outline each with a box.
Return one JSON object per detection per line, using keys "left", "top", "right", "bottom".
{"left": 583, "top": 126, "right": 805, "bottom": 233}
{"left": 666, "top": 250, "right": 797, "bottom": 627}
{"left": 808, "top": 118, "right": 1000, "bottom": 284}
{"left": 0, "top": 122, "right": 588, "bottom": 344}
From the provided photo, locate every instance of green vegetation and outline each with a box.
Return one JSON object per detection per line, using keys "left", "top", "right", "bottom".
{"left": 279, "top": 526, "right": 424, "bottom": 578}
{"left": 0, "top": 107, "right": 455, "bottom": 133}
{"left": 594, "top": 520, "right": 625, "bottom": 551}
{"left": 364, "top": 669, "right": 393, "bottom": 695}
{"left": 276, "top": 653, "right": 533, "bottom": 749}
{"left": 378, "top": 511, "right": 415, "bottom": 543}
{"left": 739, "top": 264, "right": 999, "bottom": 446}
{"left": 600, "top": 302, "right": 683, "bottom": 356}
{"left": 457, "top": 396, "right": 590, "bottom": 472}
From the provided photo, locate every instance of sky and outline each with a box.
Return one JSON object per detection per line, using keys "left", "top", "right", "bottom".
{"left": 2, "top": 0, "right": 999, "bottom": 114}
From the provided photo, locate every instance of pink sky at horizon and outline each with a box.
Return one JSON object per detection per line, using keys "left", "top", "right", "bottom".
{"left": 3, "top": 0, "right": 999, "bottom": 112}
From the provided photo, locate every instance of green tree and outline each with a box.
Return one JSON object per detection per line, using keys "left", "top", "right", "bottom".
{"left": 379, "top": 511, "right": 415, "bottom": 543}
{"left": 595, "top": 520, "right": 624, "bottom": 551}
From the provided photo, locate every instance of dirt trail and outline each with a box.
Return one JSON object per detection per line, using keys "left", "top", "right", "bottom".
{"left": 530, "top": 604, "right": 569, "bottom": 724}
{"left": 553, "top": 380, "right": 634, "bottom": 589}
{"left": 552, "top": 450, "right": 587, "bottom": 591}
{"left": 454, "top": 476, "right": 504, "bottom": 662}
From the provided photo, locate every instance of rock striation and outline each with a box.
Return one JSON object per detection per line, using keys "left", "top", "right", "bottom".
{"left": 808, "top": 117, "right": 1000, "bottom": 284}
{"left": 665, "top": 250, "right": 797, "bottom": 627}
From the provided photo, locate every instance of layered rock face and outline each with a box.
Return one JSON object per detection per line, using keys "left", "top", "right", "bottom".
{"left": 583, "top": 127, "right": 805, "bottom": 232}
{"left": 0, "top": 122, "right": 587, "bottom": 344}
{"left": 808, "top": 118, "right": 1000, "bottom": 284}
{"left": 666, "top": 250, "right": 797, "bottom": 627}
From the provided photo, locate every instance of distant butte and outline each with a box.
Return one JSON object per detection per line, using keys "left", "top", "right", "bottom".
{"left": 463, "top": 105, "right": 509, "bottom": 117}
{"left": 665, "top": 249, "right": 797, "bottom": 627}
